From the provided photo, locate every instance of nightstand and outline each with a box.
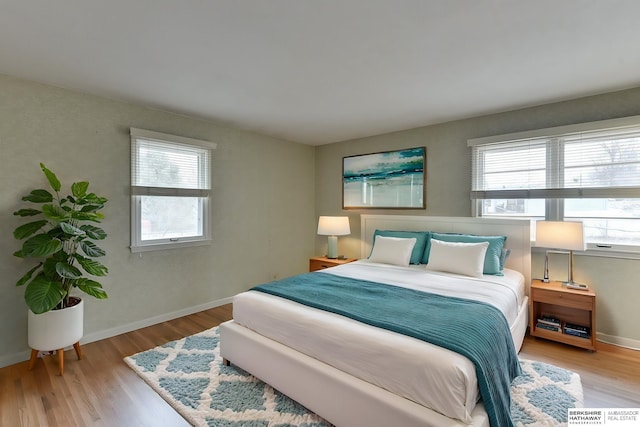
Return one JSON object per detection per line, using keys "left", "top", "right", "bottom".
{"left": 309, "top": 256, "right": 357, "bottom": 272}
{"left": 529, "top": 279, "right": 596, "bottom": 351}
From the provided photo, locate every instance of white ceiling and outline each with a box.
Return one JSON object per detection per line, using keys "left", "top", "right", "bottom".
{"left": 2, "top": 1, "right": 640, "bottom": 145}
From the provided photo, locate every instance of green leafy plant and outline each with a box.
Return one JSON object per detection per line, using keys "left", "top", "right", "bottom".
{"left": 13, "top": 163, "right": 108, "bottom": 314}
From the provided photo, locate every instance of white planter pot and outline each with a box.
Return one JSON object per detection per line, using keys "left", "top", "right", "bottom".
{"left": 28, "top": 298, "right": 84, "bottom": 351}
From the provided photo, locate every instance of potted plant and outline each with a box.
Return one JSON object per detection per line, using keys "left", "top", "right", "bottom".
{"left": 13, "top": 163, "right": 108, "bottom": 374}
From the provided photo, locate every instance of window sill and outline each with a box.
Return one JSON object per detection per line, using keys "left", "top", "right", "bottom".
{"left": 130, "top": 239, "right": 211, "bottom": 253}
{"left": 531, "top": 245, "right": 640, "bottom": 261}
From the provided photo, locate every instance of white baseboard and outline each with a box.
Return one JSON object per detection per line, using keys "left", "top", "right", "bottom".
{"left": 81, "top": 296, "right": 233, "bottom": 344}
{"left": 597, "top": 332, "right": 640, "bottom": 351}
{"left": 0, "top": 296, "right": 233, "bottom": 369}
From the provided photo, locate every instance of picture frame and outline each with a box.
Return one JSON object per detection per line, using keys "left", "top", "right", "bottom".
{"left": 343, "top": 146, "right": 426, "bottom": 209}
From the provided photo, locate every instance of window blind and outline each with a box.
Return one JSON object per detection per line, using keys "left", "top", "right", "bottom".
{"left": 130, "top": 129, "right": 213, "bottom": 197}
{"left": 470, "top": 123, "right": 640, "bottom": 200}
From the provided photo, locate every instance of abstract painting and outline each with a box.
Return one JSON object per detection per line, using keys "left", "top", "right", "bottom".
{"left": 343, "top": 147, "right": 425, "bottom": 209}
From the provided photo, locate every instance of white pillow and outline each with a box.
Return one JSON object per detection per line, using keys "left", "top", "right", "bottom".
{"left": 425, "top": 239, "right": 489, "bottom": 278}
{"left": 368, "top": 235, "right": 417, "bottom": 266}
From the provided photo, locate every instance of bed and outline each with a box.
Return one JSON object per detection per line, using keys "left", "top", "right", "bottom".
{"left": 220, "top": 215, "right": 531, "bottom": 427}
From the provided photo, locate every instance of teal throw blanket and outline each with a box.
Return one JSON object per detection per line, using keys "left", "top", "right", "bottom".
{"left": 252, "top": 272, "right": 521, "bottom": 427}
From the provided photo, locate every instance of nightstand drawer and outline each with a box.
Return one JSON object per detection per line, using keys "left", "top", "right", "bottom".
{"left": 532, "top": 288, "right": 594, "bottom": 311}
{"left": 309, "top": 259, "right": 336, "bottom": 271}
{"left": 309, "top": 256, "right": 357, "bottom": 272}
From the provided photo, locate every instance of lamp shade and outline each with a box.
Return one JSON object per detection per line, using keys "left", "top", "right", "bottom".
{"left": 317, "top": 216, "right": 350, "bottom": 236}
{"left": 535, "top": 221, "right": 586, "bottom": 251}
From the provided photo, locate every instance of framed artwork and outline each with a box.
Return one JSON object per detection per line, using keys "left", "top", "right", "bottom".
{"left": 343, "top": 147, "right": 426, "bottom": 209}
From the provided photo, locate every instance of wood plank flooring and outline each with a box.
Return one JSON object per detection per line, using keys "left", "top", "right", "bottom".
{"left": 1, "top": 303, "right": 638, "bottom": 427}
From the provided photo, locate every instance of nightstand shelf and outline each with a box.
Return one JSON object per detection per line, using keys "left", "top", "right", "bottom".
{"left": 529, "top": 279, "right": 597, "bottom": 351}
{"left": 309, "top": 256, "right": 357, "bottom": 272}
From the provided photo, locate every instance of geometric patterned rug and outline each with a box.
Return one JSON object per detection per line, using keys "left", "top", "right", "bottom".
{"left": 124, "top": 327, "right": 583, "bottom": 427}
{"left": 511, "top": 359, "right": 583, "bottom": 426}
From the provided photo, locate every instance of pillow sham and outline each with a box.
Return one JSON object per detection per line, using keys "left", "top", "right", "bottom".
{"left": 425, "top": 239, "right": 489, "bottom": 278}
{"left": 372, "top": 230, "right": 429, "bottom": 265}
{"left": 368, "top": 235, "right": 417, "bottom": 267}
{"left": 429, "top": 232, "right": 507, "bottom": 275}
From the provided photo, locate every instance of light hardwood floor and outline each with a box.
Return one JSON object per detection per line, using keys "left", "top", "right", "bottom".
{"left": 1, "top": 303, "right": 638, "bottom": 427}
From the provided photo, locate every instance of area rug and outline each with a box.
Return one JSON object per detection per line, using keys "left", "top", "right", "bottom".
{"left": 124, "top": 327, "right": 583, "bottom": 427}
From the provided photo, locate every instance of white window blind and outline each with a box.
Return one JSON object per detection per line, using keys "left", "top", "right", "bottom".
{"left": 471, "top": 127, "right": 640, "bottom": 200}
{"left": 130, "top": 128, "right": 216, "bottom": 252}
{"left": 132, "top": 139, "right": 211, "bottom": 196}
{"left": 468, "top": 116, "right": 640, "bottom": 249}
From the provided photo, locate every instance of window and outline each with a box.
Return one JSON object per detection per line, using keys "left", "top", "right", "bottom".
{"left": 130, "top": 128, "right": 216, "bottom": 252}
{"left": 469, "top": 116, "right": 640, "bottom": 251}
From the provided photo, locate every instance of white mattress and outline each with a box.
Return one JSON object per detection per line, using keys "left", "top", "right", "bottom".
{"left": 232, "top": 261, "right": 525, "bottom": 424}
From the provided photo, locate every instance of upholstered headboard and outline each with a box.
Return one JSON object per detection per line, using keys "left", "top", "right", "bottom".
{"left": 360, "top": 215, "right": 532, "bottom": 285}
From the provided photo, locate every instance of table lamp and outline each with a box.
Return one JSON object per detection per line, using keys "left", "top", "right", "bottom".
{"left": 317, "top": 216, "right": 350, "bottom": 259}
{"left": 535, "top": 220, "right": 587, "bottom": 288}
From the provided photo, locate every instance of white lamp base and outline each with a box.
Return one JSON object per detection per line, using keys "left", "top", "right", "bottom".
{"left": 327, "top": 235, "right": 338, "bottom": 259}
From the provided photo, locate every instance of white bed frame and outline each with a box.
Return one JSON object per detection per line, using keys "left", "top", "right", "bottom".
{"left": 220, "top": 215, "right": 531, "bottom": 427}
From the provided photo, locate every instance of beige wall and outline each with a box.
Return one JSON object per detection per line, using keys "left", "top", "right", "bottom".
{"left": 0, "top": 74, "right": 316, "bottom": 366}
{"left": 315, "top": 86, "right": 640, "bottom": 346}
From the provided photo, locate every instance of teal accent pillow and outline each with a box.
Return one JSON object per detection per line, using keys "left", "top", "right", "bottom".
{"left": 372, "top": 230, "right": 429, "bottom": 265}
{"left": 429, "top": 233, "right": 507, "bottom": 275}
{"left": 500, "top": 248, "right": 511, "bottom": 270}
{"left": 421, "top": 232, "right": 433, "bottom": 264}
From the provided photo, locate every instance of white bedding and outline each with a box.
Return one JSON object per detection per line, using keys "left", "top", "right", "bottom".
{"left": 232, "top": 261, "right": 525, "bottom": 424}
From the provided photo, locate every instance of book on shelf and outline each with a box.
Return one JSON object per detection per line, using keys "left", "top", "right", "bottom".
{"left": 564, "top": 322, "right": 590, "bottom": 333}
{"left": 538, "top": 315, "right": 561, "bottom": 327}
{"left": 563, "top": 329, "right": 590, "bottom": 339}
{"left": 563, "top": 322, "right": 590, "bottom": 338}
{"left": 536, "top": 322, "right": 561, "bottom": 332}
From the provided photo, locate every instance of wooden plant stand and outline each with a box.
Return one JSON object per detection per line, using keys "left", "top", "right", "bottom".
{"left": 28, "top": 341, "right": 83, "bottom": 375}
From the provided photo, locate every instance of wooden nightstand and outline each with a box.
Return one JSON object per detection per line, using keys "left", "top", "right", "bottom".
{"left": 309, "top": 256, "right": 357, "bottom": 272}
{"left": 529, "top": 279, "right": 597, "bottom": 351}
